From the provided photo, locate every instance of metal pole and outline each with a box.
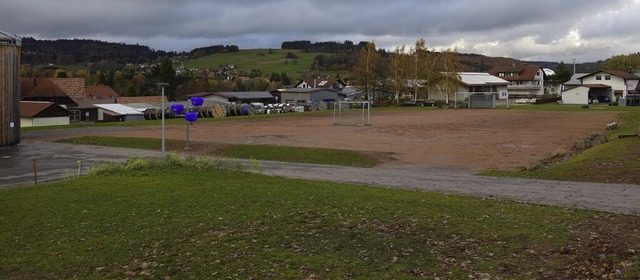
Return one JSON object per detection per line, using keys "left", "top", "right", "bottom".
{"left": 33, "top": 158, "right": 37, "bottom": 185}
{"left": 185, "top": 122, "right": 191, "bottom": 149}
{"left": 158, "top": 83, "right": 169, "bottom": 158}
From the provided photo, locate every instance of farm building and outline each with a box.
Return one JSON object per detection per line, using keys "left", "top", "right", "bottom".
{"left": 20, "top": 101, "right": 70, "bottom": 127}
{"left": 561, "top": 69, "right": 640, "bottom": 105}
{"left": 21, "top": 78, "right": 119, "bottom": 122}
{"left": 275, "top": 88, "right": 345, "bottom": 103}
{"left": 94, "top": 103, "right": 145, "bottom": 122}
{"left": 182, "top": 91, "right": 275, "bottom": 105}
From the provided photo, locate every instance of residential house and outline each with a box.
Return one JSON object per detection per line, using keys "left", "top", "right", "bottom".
{"left": 561, "top": 69, "right": 640, "bottom": 105}
{"left": 20, "top": 78, "right": 119, "bottom": 122}
{"left": 20, "top": 101, "right": 70, "bottom": 127}
{"left": 295, "top": 78, "right": 347, "bottom": 91}
{"left": 489, "top": 65, "right": 546, "bottom": 97}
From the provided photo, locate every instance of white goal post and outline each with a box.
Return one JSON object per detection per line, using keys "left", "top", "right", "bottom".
{"left": 333, "top": 101, "right": 371, "bottom": 126}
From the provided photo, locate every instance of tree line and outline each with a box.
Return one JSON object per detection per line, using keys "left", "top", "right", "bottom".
{"left": 20, "top": 37, "right": 239, "bottom": 66}
{"left": 20, "top": 37, "right": 173, "bottom": 65}
{"left": 352, "top": 39, "right": 463, "bottom": 105}
{"left": 281, "top": 40, "right": 368, "bottom": 53}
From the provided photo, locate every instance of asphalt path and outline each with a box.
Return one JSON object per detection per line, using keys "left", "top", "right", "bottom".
{"left": 2, "top": 140, "right": 639, "bottom": 215}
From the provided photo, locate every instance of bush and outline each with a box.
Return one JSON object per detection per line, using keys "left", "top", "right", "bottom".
{"left": 87, "top": 154, "right": 259, "bottom": 176}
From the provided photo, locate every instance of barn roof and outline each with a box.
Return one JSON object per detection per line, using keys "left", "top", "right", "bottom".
{"left": 86, "top": 85, "right": 119, "bottom": 100}
{"left": 116, "top": 96, "right": 167, "bottom": 104}
{"left": 20, "top": 101, "right": 70, "bottom": 118}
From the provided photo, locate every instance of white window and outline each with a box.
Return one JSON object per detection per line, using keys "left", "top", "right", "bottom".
{"left": 596, "top": 75, "right": 602, "bottom": 80}
{"left": 605, "top": 75, "right": 611, "bottom": 80}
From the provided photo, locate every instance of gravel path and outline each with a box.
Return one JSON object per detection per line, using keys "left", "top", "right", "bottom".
{"left": 2, "top": 132, "right": 639, "bottom": 215}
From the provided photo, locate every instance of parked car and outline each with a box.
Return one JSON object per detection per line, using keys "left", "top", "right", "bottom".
{"left": 420, "top": 100, "right": 436, "bottom": 107}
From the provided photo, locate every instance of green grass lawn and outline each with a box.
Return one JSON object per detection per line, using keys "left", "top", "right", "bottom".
{"left": 1, "top": 157, "right": 638, "bottom": 279}
{"left": 56, "top": 136, "right": 380, "bottom": 167}
{"left": 183, "top": 49, "right": 350, "bottom": 80}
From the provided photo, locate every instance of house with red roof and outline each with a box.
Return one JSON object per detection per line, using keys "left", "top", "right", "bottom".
{"left": 489, "top": 65, "right": 546, "bottom": 97}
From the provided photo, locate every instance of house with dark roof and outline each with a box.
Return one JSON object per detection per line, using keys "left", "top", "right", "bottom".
{"left": 295, "top": 78, "right": 347, "bottom": 91}
{"left": 275, "top": 88, "right": 345, "bottom": 103}
{"left": 20, "top": 101, "right": 70, "bottom": 127}
{"left": 561, "top": 69, "right": 640, "bottom": 105}
{"left": 489, "top": 65, "right": 546, "bottom": 97}
{"left": 20, "top": 78, "right": 119, "bottom": 122}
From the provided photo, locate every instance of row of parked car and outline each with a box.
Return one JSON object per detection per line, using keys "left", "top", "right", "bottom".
{"left": 401, "top": 99, "right": 437, "bottom": 107}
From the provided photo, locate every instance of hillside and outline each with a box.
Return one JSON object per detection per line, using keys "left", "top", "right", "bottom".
{"left": 182, "top": 49, "right": 545, "bottom": 80}
{"left": 182, "top": 49, "right": 351, "bottom": 79}
{"left": 19, "top": 37, "right": 604, "bottom": 79}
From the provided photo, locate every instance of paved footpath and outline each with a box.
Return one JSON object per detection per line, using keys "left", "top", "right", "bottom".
{"left": 2, "top": 141, "right": 639, "bottom": 215}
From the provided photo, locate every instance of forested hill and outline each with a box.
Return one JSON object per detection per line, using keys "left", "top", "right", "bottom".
{"left": 20, "top": 37, "right": 173, "bottom": 65}
{"left": 20, "top": 37, "right": 240, "bottom": 66}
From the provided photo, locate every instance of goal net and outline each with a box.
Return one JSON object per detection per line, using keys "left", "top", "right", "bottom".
{"left": 333, "top": 101, "right": 371, "bottom": 126}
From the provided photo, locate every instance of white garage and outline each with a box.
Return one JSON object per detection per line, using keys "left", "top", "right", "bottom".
{"left": 562, "top": 84, "right": 611, "bottom": 105}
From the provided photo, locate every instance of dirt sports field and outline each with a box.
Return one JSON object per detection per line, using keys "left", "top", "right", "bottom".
{"left": 102, "top": 109, "right": 619, "bottom": 171}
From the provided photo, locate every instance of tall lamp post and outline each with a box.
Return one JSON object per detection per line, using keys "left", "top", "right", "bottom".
{"left": 158, "top": 83, "right": 169, "bottom": 158}
{"left": 185, "top": 97, "right": 204, "bottom": 149}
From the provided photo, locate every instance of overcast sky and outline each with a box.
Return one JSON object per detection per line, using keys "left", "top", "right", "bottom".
{"left": 2, "top": 0, "right": 639, "bottom": 62}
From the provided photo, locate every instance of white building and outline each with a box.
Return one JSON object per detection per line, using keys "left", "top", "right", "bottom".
{"left": 561, "top": 70, "right": 640, "bottom": 105}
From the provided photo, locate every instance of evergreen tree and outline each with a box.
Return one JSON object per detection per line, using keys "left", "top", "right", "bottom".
{"left": 554, "top": 61, "right": 572, "bottom": 83}
{"left": 150, "top": 57, "right": 177, "bottom": 100}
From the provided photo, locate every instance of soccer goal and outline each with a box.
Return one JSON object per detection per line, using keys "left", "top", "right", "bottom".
{"left": 333, "top": 101, "right": 371, "bottom": 126}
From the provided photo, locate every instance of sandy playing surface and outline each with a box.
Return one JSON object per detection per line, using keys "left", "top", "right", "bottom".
{"left": 104, "top": 109, "right": 619, "bottom": 171}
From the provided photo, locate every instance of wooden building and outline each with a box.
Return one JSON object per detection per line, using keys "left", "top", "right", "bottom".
{"left": 0, "top": 30, "right": 21, "bottom": 146}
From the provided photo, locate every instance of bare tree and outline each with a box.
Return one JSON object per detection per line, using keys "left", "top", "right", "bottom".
{"left": 389, "top": 45, "right": 408, "bottom": 104}
{"left": 439, "top": 48, "right": 462, "bottom": 104}
{"left": 353, "top": 41, "right": 380, "bottom": 101}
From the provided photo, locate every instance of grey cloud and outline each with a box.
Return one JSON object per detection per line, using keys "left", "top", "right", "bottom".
{"left": 1, "top": 0, "right": 638, "bottom": 62}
